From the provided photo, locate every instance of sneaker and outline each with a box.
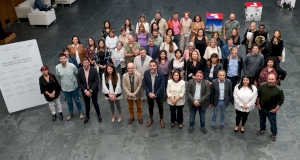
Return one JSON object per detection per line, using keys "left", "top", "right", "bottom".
{"left": 210, "top": 125, "right": 215, "bottom": 132}
{"left": 257, "top": 129, "right": 266, "bottom": 135}
{"left": 188, "top": 127, "right": 194, "bottom": 134}
{"left": 66, "top": 113, "right": 73, "bottom": 121}
{"left": 79, "top": 112, "right": 84, "bottom": 119}
{"left": 98, "top": 116, "right": 102, "bottom": 123}
{"left": 201, "top": 127, "right": 207, "bottom": 134}
{"left": 271, "top": 134, "right": 276, "bottom": 141}
{"left": 221, "top": 125, "right": 226, "bottom": 132}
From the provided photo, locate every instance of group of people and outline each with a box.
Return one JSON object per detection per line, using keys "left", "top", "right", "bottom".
{"left": 39, "top": 11, "right": 286, "bottom": 141}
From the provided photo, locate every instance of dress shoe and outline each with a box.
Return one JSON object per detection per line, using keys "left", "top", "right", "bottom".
{"left": 118, "top": 116, "right": 122, "bottom": 123}
{"left": 111, "top": 116, "right": 115, "bottom": 123}
{"left": 240, "top": 126, "right": 245, "bottom": 133}
{"left": 178, "top": 124, "right": 183, "bottom": 130}
{"left": 201, "top": 127, "right": 207, "bottom": 134}
{"left": 171, "top": 123, "right": 175, "bottom": 128}
{"left": 79, "top": 112, "right": 85, "bottom": 119}
{"left": 52, "top": 114, "right": 57, "bottom": 122}
{"left": 59, "top": 112, "right": 63, "bottom": 121}
{"left": 128, "top": 118, "right": 134, "bottom": 124}
{"left": 234, "top": 126, "right": 239, "bottom": 132}
{"left": 146, "top": 119, "right": 153, "bottom": 127}
{"left": 160, "top": 119, "right": 165, "bottom": 128}
{"left": 98, "top": 116, "right": 102, "bottom": 123}
{"left": 188, "top": 127, "right": 194, "bottom": 134}
{"left": 84, "top": 118, "right": 89, "bottom": 124}
{"left": 138, "top": 118, "right": 143, "bottom": 124}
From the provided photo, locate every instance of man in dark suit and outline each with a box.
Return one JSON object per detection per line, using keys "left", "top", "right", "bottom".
{"left": 77, "top": 57, "right": 102, "bottom": 124}
{"left": 210, "top": 70, "right": 232, "bottom": 132}
{"left": 186, "top": 71, "right": 211, "bottom": 134}
{"left": 143, "top": 60, "right": 165, "bottom": 128}
{"left": 145, "top": 37, "right": 160, "bottom": 60}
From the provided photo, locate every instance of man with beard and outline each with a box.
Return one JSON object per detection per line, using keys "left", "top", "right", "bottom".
{"left": 252, "top": 24, "right": 270, "bottom": 58}
{"left": 150, "top": 11, "right": 168, "bottom": 36}
{"left": 256, "top": 74, "right": 284, "bottom": 141}
{"left": 143, "top": 60, "right": 165, "bottom": 128}
{"left": 151, "top": 30, "right": 163, "bottom": 47}
{"left": 56, "top": 53, "right": 84, "bottom": 121}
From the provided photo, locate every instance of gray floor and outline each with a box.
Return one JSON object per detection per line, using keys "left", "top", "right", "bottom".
{"left": 1, "top": 0, "right": 300, "bottom": 159}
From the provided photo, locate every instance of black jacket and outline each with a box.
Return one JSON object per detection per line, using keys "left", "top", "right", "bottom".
{"left": 223, "top": 55, "right": 243, "bottom": 78}
{"left": 39, "top": 74, "right": 61, "bottom": 101}
{"left": 77, "top": 67, "right": 99, "bottom": 93}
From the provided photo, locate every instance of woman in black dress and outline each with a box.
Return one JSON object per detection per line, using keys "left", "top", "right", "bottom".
{"left": 39, "top": 66, "right": 63, "bottom": 122}
{"left": 186, "top": 50, "right": 205, "bottom": 81}
{"left": 191, "top": 29, "right": 208, "bottom": 62}
{"left": 270, "top": 30, "right": 284, "bottom": 66}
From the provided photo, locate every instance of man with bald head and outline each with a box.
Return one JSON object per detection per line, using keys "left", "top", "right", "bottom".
{"left": 256, "top": 74, "right": 284, "bottom": 141}
{"left": 124, "top": 35, "right": 140, "bottom": 65}
{"left": 222, "top": 13, "right": 240, "bottom": 40}
{"left": 122, "top": 62, "right": 144, "bottom": 124}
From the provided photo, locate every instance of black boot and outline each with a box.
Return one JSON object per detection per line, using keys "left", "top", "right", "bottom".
{"left": 52, "top": 114, "right": 57, "bottom": 122}
{"left": 59, "top": 112, "right": 63, "bottom": 121}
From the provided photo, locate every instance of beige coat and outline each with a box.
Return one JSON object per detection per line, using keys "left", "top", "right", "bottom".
{"left": 122, "top": 72, "right": 143, "bottom": 100}
{"left": 133, "top": 55, "right": 152, "bottom": 76}
{"left": 150, "top": 18, "right": 168, "bottom": 36}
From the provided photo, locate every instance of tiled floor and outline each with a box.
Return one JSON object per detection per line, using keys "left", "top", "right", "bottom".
{"left": 1, "top": 0, "right": 300, "bottom": 159}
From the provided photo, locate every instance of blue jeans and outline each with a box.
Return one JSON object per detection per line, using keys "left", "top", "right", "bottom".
{"left": 211, "top": 100, "right": 226, "bottom": 126}
{"left": 189, "top": 105, "right": 206, "bottom": 127}
{"left": 62, "top": 87, "right": 83, "bottom": 114}
{"left": 259, "top": 109, "right": 277, "bottom": 135}
{"left": 173, "top": 34, "right": 180, "bottom": 48}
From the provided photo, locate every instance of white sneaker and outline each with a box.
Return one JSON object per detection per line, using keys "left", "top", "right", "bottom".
{"left": 118, "top": 116, "right": 122, "bottom": 123}
{"left": 111, "top": 117, "right": 115, "bottom": 123}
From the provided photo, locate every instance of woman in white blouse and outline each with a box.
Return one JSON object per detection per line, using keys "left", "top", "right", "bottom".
{"left": 166, "top": 70, "right": 186, "bottom": 129}
{"left": 111, "top": 41, "right": 125, "bottom": 75}
{"left": 203, "top": 38, "right": 222, "bottom": 62}
{"left": 160, "top": 35, "right": 178, "bottom": 60}
{"left": 233, "top": 75, "right": 257, "bottom": 133}
{"left": 102, "top": 63, "right": 123, "bottom": 123}
{"left": 136, "top": 14, "right": 150, "bottom": 34}
{"left": 105, "top": 30, "right": 119, "bottom": 52}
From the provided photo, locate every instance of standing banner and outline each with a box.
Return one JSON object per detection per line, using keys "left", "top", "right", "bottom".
{"left": 0, "top": 39, "right": 47, "bottom": 113}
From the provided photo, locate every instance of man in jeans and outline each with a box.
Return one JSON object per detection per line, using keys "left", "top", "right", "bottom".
{"left": 56, "top": 53, "right": 84, "bottom": 121}
{"left": 186, "top": 71, "right": 211, "bottom": 134}
{"left": 257, "top": 74, "right": 284, "bottom": 141}
{"left": 210, "top": 70, "right": 232, "bottom": 132}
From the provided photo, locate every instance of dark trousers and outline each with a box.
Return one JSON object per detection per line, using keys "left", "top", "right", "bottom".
{"left": 147, "top": 97, "right": 164, "bottom": 119}
{"left": 259, "top": 109, "right": 277, "bottom": 135}
{"left": 227, "top": 76, "right": 239, "bottom": 100}
{"left": 170, "top": 105, "right": 184, "bottom": 124}
{"left": 82, "top": 91, "right": 101, "bottom": 119}
{"left": 189, "top": 105, "right": 206, "bottom": 127}
{"left": 235, "top": 109, "right": 250, "bottom": 126}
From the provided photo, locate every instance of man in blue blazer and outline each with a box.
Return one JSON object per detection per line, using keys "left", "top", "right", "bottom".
{"left": 209, "top": 70, "right": 232, "bottom": 132}
{"left": 145, "top": 37, "right": 160, "bottom": 60}
{"left": 143, "top": 60, "right": 165, "bottom": 128}
{"left": 77, "top": 57, "right": 102, "bottom": 124}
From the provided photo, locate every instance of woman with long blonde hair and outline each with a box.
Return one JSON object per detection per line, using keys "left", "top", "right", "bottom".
{"left": 136, "top": 23, "right": 149, "bottom": 47}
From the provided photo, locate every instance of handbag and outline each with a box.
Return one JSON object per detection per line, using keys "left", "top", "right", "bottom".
{"left": 281, "top": 48, "right": 285, "bottom": 62}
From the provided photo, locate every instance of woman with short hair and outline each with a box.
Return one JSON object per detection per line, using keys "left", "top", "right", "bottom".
{"left": 39, "top": 66, "right": 63, "bottom": 122}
